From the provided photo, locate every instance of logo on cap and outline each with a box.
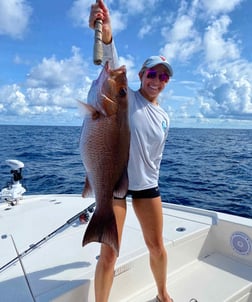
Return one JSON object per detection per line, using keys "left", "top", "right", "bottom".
{"left": 159, "top": 56, "right": 166, "bottom": 62}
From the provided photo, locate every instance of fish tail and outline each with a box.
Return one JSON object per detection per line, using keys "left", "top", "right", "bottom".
{"left": 82, "top": 210, "right": 119, "bottom": 256}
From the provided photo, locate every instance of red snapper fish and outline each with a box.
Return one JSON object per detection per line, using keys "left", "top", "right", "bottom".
{"left": 79, "top": 62, "right": 129, "bottom": 256}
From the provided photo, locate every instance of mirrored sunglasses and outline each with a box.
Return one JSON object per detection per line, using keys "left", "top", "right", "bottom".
{"left": 146, "top": 69, "right": 170, "bottom": 83}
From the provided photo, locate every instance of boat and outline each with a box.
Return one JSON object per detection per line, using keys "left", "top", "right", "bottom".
{"left": 1, "top": 159, "right": 252, "bottom": 302}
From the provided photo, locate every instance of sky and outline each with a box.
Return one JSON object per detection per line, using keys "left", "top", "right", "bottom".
{"left": 0, "top": 0, "right": 251, "bottom": 128}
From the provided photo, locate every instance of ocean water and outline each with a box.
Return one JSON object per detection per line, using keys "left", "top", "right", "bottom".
{"left": 0, "top": 125, "right": 251, "bottom": 218}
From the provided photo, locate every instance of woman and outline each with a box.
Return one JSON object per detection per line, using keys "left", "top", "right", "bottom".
{"left": 89, "top": 1, "right": 173, "bottom": 302}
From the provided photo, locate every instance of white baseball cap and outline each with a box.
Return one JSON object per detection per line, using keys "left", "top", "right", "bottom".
{"left": 141, "top": 55, "right": 173, "bottom": 77}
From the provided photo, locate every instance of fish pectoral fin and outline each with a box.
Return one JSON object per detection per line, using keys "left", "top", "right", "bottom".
{"left": 77, "top": 100, "right": 100, "bottom": 120}
{"left": 82, "top": 177, "right": 93, "bottom": 198}
{"left": 101, "top": 95, "right": 118, "bottom": 116}
{"left": 113, "top": 167, "right": 128, "bottom": 199}
{"left": 82, "top": 209, "right": 119, "bottom": 256}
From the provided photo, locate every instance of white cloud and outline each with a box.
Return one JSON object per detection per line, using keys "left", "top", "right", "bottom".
{"left": 197, "top": 8, "right": 251, "bottom": 121}
{"left": 26, "top": 47, "right": 87, "bottom": 89}
{"left": 0, "top": 84, "right": 29, "bottom": 115}
{"left": 199, "top": 63, "right": 252, "bottom": 119}
{"left": 203, "top": 15, "right": 240, "bottom": 63}
{"left": 157, "top": 0, "right": 251, "bottom": 123}
{"left": 138, "top": 15, "right": 162, "bottom": 39}
{"left": 69, "top": 0, "right": 127, "bottom": 34}
{"left": 138, "top": 25, "right": 152, "bottom": 39}
{"left": 161, "top": 14, "right": 201, "bottom": 62}
{"left": 13, "top": 54, "right": 30, "bottom": 65}
{"left": 110, "top": 10, "right": 127, "bottom": 34}
{"left": 119, "top": 0, "right": 159, "bottom": 14}
{"left": 171, "top": 15, "right": 195, "bottom": 41}
{"left": 0, "top": 47, "right": 93, "bottom": 124}
{"left": 201, "top": 0, "right": 244, "bottom": 14}
{"left": 0, "top": 0, "right": 32, "bottom": 39}
{"left": 0, "top": 0, "right": 251, "bottom": 127}
{"left": 0, "top": 81, "right": 90, "bottom": 124}
{"left": 68, "top": 0, "right": 93, "bottom": 28}
{"left": 118, "top": 55, "right": 137, "bottom": 83}
{"left": 69, "top": 0, "right": 160, "bottom": 35}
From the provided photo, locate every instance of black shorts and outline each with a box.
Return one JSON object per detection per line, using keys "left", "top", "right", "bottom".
{"left": 114, "top": 186, "right": 160, "bottom": 200}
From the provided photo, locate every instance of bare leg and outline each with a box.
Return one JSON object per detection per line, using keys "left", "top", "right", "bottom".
{"left": 94, "top": 199, "right": 126, "bottom": 302}
{"left": 132, "top": 196, "right": 172, "bottom": 302}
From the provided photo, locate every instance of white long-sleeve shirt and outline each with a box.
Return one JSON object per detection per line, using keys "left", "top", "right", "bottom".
{"left": 103, "top": 42, "right": 169, "bottom": 190}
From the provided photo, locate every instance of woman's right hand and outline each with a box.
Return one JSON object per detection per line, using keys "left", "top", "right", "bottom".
{"left": 89, "top": 0, "right": 112, "bottom": 44}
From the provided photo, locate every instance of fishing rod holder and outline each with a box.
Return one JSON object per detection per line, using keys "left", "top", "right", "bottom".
{"left": 79, "top": 203, "right": 96, "bottom": 224}
{"left": 0, "top": 159, "right": 26, "bottom": 205}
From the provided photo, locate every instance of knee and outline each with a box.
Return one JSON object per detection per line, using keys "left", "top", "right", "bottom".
{"left": 146, "top": 239, "right": 166, "bottom": 258}
{"left": 98, "top": 247, "right": 117, "bottom": 269}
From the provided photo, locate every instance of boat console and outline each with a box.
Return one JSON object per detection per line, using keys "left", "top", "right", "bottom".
{"left": 0, "top": 159, "right": 26, "bottom": 205}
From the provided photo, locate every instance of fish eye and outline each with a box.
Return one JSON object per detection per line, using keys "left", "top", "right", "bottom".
{"left": 119, "top": 87, "right": 127, "bottom": 97}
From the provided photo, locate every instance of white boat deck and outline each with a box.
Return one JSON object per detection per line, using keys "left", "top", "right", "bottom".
{"left": 0, "top": 194, "right": 251, "bottom": 302}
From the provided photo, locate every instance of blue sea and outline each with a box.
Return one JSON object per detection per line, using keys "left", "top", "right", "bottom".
{"left": 0, "top": 125, "right": 251, "bottom": 218}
